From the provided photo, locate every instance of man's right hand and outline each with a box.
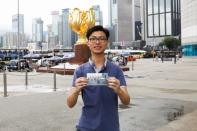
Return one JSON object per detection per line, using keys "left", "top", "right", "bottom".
{"left": 67, "top": 77, "right": 88, "bottom": 108}
{"left": 75, "top": 77, "right": 88, "bottom": 92}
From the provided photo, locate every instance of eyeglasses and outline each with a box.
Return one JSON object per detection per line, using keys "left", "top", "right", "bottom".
{"left": 88, "top": 37, "right": 107, "bottom": 43}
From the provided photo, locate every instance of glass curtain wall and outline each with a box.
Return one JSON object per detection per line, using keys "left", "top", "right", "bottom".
{"left": 147, "top": 0, "right": 181, "bottom": 37}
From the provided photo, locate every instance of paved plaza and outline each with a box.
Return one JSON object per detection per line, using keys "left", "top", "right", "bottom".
{"left": 0, "top": 57, "right": 197, "bottom": 131}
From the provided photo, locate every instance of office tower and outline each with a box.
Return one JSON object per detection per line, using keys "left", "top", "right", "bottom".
{"left": 3, "top": 32, "right": 18, "bottom": 48}
{"left": 108, "top": 0, "right": 113, "bottom": 27}
{"left": 48, "top": 11, "right": 60, "bottom": 49}
{"left": 181, "top": 0, "right": 197, "bottom": 56}
{"left": 59, "top": 8, "right": 72, "bottom": 49}
{"left": 134, "top": 0, "right": 142, "bottom": 41}
{"left": 32, "top": 18, "right": 43, "bottom": 42}
{"left": 12, "top": 14, "right": 26, "bottom": 48}
{"left": 0, "top": 36, "right": 3, "bottom": 48}
{"left": 92, "top": 5, "right": 103, "bottom": 25}
{"left": 142, "top": 0, "right": 181, "bottom": 46}
{"left": 110, "top": 0, "right": 134, "bottom": 43}
{"left": 12, "top": 14, "right": 24, "bottom": 34}
{"left": 51, "top": 11, "right": 60, "bottom": 36}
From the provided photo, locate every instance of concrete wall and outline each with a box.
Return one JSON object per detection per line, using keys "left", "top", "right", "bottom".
{"left": 181, "top": 0, "right": 197, "bottom": 45}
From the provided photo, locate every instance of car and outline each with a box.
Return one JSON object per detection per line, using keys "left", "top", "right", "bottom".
{"left": 7, "top": 59, "right": 32, "bottom": 72}
{"left": 7, "top": 60, "right": 19, "bottom": 71}
{"left": 0, "top": 61, "right": 6, "bottom": 71}
{"left": 111, "top": 55, "right": 128, "bottom": 66}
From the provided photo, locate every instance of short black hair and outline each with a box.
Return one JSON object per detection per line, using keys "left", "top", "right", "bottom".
{"left": 86, "top": 25, "right": 110, "bottom": 40}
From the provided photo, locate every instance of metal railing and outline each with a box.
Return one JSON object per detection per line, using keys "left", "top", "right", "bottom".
{"left": 0, "top": 70, "right": 70, "bottom": 97}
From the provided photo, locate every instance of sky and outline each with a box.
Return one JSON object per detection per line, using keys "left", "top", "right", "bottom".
{"left": 0, "top": 0, "right": 109, "bottom": 35}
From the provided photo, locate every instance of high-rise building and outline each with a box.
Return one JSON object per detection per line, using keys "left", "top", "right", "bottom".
{"left": 51, "top": 11, "right": 60, "bottom": 36}
{"left": 109, "top": 0, "right": 141, "bottom": 49}
{"left": 2, "top": 32, "right": 27, "bottom": 49}
{"left": 110, "top": 0, "right": 134, "bottom": 42}
{"left": 181, "top": 0, "right": 197, "bottom": 56}
{"left": 134, "top": 0, "right": 142, "bottom": 41}
{"left": 32, "top": 18, "right": 43, "bottom": 42}
{"left": 141, "top": 0, "right": 181, "bottom": 46}
{"left": 12, "top": 14, "right": 24, "bottom": 34}
{"left": 12, "top": 14, "right": 26, "bottom": 48}
{"left": 92, "top": 5, "right": 103, "bottom": 25}
{"left": 4, "top": 32, "right": 18, "bottom": 48}
{"left": 48, "top": 11, "right": 60, "bottom": 49}
{"left": 0, "top": 36, "right": 3, "bottom": 48}
{"left": 59, "top": 8, "right": 73, "bottom": 49}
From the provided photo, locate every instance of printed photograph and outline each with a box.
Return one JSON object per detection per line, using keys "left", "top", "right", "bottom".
{"left": 87, "top": 73, "right": 108, "bottom": 86}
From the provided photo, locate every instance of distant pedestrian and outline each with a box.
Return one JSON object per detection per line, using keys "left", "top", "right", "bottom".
{"left": 67, "top": 25, "right": 130, "bottom": 131}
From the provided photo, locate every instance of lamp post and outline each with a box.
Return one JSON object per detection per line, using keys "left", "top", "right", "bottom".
{"left": 152, "top": 33, "right": 156, "bottom": 61}
{"left": 38, "top": 41, "right": 43, "bottom": 65}
{"left": 17, "top": 0, "right": 20, "bottom": 70}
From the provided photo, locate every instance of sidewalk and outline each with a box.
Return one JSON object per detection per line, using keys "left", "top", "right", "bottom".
{"left": 0, "top": 57, "right": 197, "bottom": 131}
{"left": 156, "top": 109, "right": 197, "bottom": 131}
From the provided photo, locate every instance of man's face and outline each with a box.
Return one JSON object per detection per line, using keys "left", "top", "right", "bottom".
{"left": 87, "top": 31, "right": 108, "bottom": 55}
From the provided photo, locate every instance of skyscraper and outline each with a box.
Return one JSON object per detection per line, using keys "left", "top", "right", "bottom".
{"left": 0, "top": 36, "right": 3, "bottom": 48}
{"left": 11, "top": 14, "right": 26, "bottom": 48}
{"left": 59, "top": 8, "right": 72, "bottom": 49}
{"left": 51, "top": 11, "right": 60, "bottom": 36}
{"left": 12, "top": 14, "right": 24, "bottom": 34}
{"left": 92, "top": 5, "right": 103, "bottom": 25}
{"left": 109, "top": 0, "right": 134, "bottom": 43}
{"left": 32, "top": 18, "right": 43, "bottom": 42}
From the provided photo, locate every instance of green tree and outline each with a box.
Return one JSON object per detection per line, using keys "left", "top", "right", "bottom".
{"left": 161, "top": 37, "right": 181, "bottom": 50}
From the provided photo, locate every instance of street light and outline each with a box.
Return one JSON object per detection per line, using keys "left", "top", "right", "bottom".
{"left": 152, "top": 33, "right": 156, "bottom": 61}
{"left": 17, "top": 0, "right": 20, "bottom": 70}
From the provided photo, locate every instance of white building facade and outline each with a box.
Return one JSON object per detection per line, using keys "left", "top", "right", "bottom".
{"left": 181, "top": 0, "right": 197, "bottom": 56}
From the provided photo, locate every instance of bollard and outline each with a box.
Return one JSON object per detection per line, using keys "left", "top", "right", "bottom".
{"left": 161, "top": 55, "right": 164, "bottom": 63}
{"left": 132, "top": 61, "right": 134, "bottom": 71}
{"left": 64, "top": 63, "right": 66, "bottom": 75}
{"left": 53, "top": 71, "right": 56, "bottom": 91}
{"left": 25, "top": 69, "right": 28, "bottom": 87}
{"left": 156, "top": 55, "right": 158, "bottom": 61}
{"left": 3, "top": 72, "right": 8, "bottom": 97}
{"left": 174, "top": 55, "right": 177, "bottom": 64}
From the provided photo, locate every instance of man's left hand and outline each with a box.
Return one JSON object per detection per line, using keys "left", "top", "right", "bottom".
{"left": 107, "top": 77, "right": 121, "bottom": 94}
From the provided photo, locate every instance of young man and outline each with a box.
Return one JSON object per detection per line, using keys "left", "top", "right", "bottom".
{"left": 67, "top": 25, "right": 130, "bottom": 131}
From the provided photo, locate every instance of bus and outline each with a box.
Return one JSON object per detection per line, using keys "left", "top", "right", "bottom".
{"left": 104, "top": 49, "right": 147, "bottom": 59}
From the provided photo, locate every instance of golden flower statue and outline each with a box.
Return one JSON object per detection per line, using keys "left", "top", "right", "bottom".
{"left": 69, "top": 8, "right": 95, "bottom": 44}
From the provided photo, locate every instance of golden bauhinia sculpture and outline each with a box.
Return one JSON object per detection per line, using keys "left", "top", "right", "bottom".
{"left": 69, "top": 8, "right": 95, "bottom": 44}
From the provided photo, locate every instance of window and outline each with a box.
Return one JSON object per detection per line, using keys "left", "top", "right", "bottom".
{"left": 146, "top": 0, "right": 180, "bottom": 37}
{"left": 166, "top": 13, "right": 172, "bottom": 35}
{"left": 159, "top": 0, "right": 165, "bottom": 13}
{"left": 154, "top": 14, "right": 159, "bottom": 36}
{"left": 153, "top": 0, "right": 159, "bottom": 13}
{"left": 160, "top": 14, "right": 165, "bottom": 35}
{"left": 148, "top": 0, "right": 153, "bottom": 14}
{"left": 148, "top": 15, "right": 153, "bottom": 36}
{"left": 166, "top": 0, "right": 171, "bottom": 12}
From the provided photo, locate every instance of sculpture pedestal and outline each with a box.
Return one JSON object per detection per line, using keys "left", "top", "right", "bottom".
{"left": 69, "top": 44, "right": 91, "bottom": 65}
